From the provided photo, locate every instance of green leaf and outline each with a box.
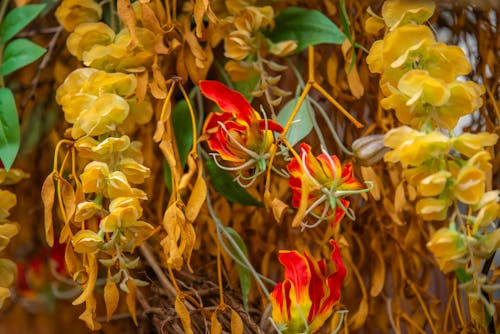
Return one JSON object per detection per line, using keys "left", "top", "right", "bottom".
{"left": 266, "top": 7, "right": 346, "bottom": 53}
{"left": 224, "top": 227, "right": 251, "bottom": 311}
{"left": 0, "top": 4, "right": 46, "bottom": 44}
{"left": 163, "top": 99, "right": 195, "bottom": 192}
{"left": 206, "top": 159, "right": 263, "bottom": 207}
{"left": 0, "top": 88, "right": 20, "bottom": 170}
{"left": 0, "top": 38, "right": 46, "bottom": 76}
{"left": 277, "top": 96, "right": 313, "bottom": 146}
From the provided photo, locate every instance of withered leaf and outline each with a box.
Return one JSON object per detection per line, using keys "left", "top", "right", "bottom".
{"left": 185, "top": 160, "right": 207, "bottom": 222}
{"left": 341, "top": 39, "right": 364, "bottom": 99}
{"left": 136, "top": 70, "right": 149, "bottom": 103}
{"left": 117, "top": 0, "right": 138, "bottom": 50}
{"left": 73, "top": 254, "right": 98, "bottom": 305}
{"left": 175, "top": 295, "right": 194, "bottom": 334}
{"left": 183, "top": 223, "right": 196, "bottom": 272}
{"left": 210, "top": 310, "right": 222, "bottom": 334}
{"left": 104, "top": 280, "right": 120, "bottom": 321}
{"left": 140, "top": 3, "right": 165, "bottom": 34}
{"left": 125, "top": 280, "right": 138, "bottom": 325}
{"left": 361, "top": 166, "right": 380, "bottom": 201}
{"left": 64, "top": 241, "right": 77, "bottom": 276}
{"left": 230, "top": 309, "right": 243, "bottom": 334}
{"left": 369, "top": 237, "right": 385, "bottom": 297}
{"left": 271, "top": 197, "right": 288, "bottom": 224}
{"left": 60, "top": 177, "right": 76, "bottom": 225}
{"left": 42, "top": 171, "right": 55, "bottom": 247}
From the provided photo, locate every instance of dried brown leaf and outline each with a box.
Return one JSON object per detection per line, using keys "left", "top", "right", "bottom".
{"left": 117, "top": 0, "right": 138, "bottom": 50}
{"left": 230, "top": 309, "right": 243, "bottom": 334}
{"left": 60, "top": 177, "right": 76, "bottom": 225}
{"left": 125, "top": 280, "right": 138, "bottom": 325}
{"left": 271, "top": 197, "right": 288, "bottom": 224}
{"left": 175, "top": 295, "right": 194, "bottom": 334}
{"left": 104, "top": 280, "right": 120, "bottom": 321}
{"left": 210, "top": 310, "right": 222, "bottom": 334}
{"left": 360, "top": 166, "right": 380, "bottom": 201}
{"left": 42, "top": 171, "right": 55, "bottom": 247}
{"left": 369, "top": 237, "right": 385, "bottom": 297}
{"left": 140, "top": 3, "right": 165, "bottom": 34}
{"left": 341, "top": 40, "right": 364, "bottom": 98}
{"left": 136, "top": 70, "right": 149, "bottom": 103}
{"left": 185, "top": 160, "right": 207, "bottom": 222}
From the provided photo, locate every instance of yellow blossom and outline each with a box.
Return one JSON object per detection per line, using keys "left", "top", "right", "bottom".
{"left": 72, "top": 230, "right": 103, "bottom": 254}
{"left": 75, "top": 202, "right": 102, "bottom": 222}
{"left": 55, "top": 0, "right": 102, "bottom": 32}
{"left": 416, "top": 197, "right": 450, "bottom": 221}
{"left": 71, "top": 93, "right": 130, "bottom": 139}
{"left": 104, "top": 172, "right": 134, "bottom": 199}
{"left": 384, "top": 127, "right": 449, "bottom": 167}
{"left": 66, "top": 23, "right": 115, "bottom": 60}
{"left": 418, "top": 171, "right": 451, "bottom": 197}
{"left": 117, "top": 159, "right": 151, "bottom": 184}
{"left": 452, "top": 132, "right": 498, "bottom": 158}
{"left": 427, "top": 225, "right": 468, "bottom": 272}
{"left": 82, "top": 28, "right": 156, "bottom": 71}
{"left": 381, "top": 0, "right": 435, "bottom": 30}
{"left": 0, "top": 223, "right": 19, "bottom": 252}
{"left": 453, "top": 166, "right": 485, "bottom": 205}
{"left": 80, "top": 161, "right": 109, "bottom": 194}
{"left": 0, "top": 190, "right": 16, "bottom": 222}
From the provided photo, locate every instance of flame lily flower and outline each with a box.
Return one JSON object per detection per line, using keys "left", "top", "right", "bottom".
{"left": 200, "top": 80, "right": 283, "bottom": 187}
{"left": 287, "top": 143, "right": 367, "bottom": 229}
{"left": 270, "top": 240, "right": 346, "bottom": 333}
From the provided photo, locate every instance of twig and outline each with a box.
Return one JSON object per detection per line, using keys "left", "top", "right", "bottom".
{"left": 22, "top": 26, "right": 64, "bottom": 108}
{"left": 139, "top": 243, "right": 177, "bottom": 300}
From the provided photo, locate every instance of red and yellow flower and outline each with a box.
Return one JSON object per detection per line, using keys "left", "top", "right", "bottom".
{"left": 287, "top": 143, "right": 365, "bottom": 228}
{"left": 200, "top": 80, "right": 283, "bottom": 186}
{"left": 270, "top": 240, "right": 347, "bottom": 333}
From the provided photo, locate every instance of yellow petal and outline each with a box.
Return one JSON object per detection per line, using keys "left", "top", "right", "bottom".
{"left": 418, "top": 171, "right": 451, "bottom": 197}
{"left": 453, "top": 166, "right": 485, "bottom": 205}
{"left": 382, "top": 0, "right": 435, "bottom": 30}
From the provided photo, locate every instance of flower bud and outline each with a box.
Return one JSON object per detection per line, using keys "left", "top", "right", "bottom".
{"left": 352, "top": 134, "right": 389, "bottom": 166}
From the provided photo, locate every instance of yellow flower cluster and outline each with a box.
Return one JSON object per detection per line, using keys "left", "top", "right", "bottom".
{"left": 67, "top": 24, "right": 156, "bottom": 72}
{"left": 366, "top": 1, "right": 483, "bottom": 130}
{"left": 50, "top": 0, "right": 157, "bottom": 328}
{"left": 367, "top": 0, "right": 499, "bottom": 294}
{"left": 0, "top": 169, "right": 29, "bottom": 308}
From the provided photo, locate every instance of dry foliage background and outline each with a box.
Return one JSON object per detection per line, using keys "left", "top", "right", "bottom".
{"left": 0, "top": 0, "right": 498, "bottom": 333}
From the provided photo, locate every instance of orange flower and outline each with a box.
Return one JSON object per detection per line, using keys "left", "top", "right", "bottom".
{"left": 287, "top": 143, "right": 365, "bottom": 228}
{"left": 200, "top": 80, "right": 283, "bottom": 186}
{"left": 270, "top": 240, "right": 346, "bottom": 333}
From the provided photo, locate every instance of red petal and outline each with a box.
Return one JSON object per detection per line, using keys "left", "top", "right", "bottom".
{"left": 258, "top": 119, "right": 284, "bottom": 133}
{"left": 319, "top": 241, "right": 346, "bottom": 314}
{"left": 199, "top": 80, "right": 253, "bottom": 125}
{"left": 304, "top": 252, "right": 326, "bottom": 322}
{"left": 340, "top": 164, "right": 364, "bottom": 190}
{"left": 203, "top": 111, "right": 233, "bottom": 135}
{"left": 278, "top": 251, "right": 311, "bottom": 303}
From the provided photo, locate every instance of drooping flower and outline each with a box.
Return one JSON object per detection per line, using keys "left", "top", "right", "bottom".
{"left": 381, "top": 0, "right": 435, "bottom": 30}
{"left": 287, "top": 143, "right": 365, "bottom": 228}
{"left": 427, "top": 224, "right": 468, "bottom": 272}
{"left": 270, "top": 240, "right": 346, "bottom": 333}
{"left": 200, "top": 80, "right": 283, "bottom": 186}
{"left": 55, "top": 0, "right": 102, "bottom": 32}
{"left": 381, "top": 70, "right": 484, "bottom": 129}
{"left": 384, "top": 126, "right": 450, "bottom": 167}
